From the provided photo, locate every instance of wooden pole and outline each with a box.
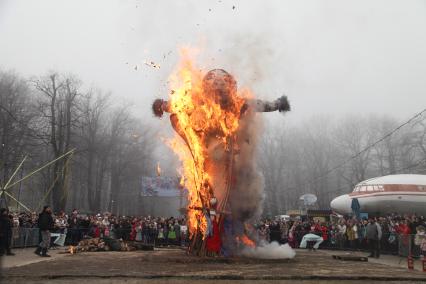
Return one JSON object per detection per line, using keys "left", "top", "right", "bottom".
{"left": 218, "top": 138, "right": 235, "bottom": 232}
{"left": 3, "top": 156, "right": 27, "bottom": 190}
{"left": 3, "top": 191, "right": 32, "bottom": 212}
{"left": 0, "top": 156, "right": 27, "bottom": 210}
{"left": 16, "top": 165, "right": 24, "bottom": 211}
{"left": 5, "top": 148, "right": 75, "bottom": 191}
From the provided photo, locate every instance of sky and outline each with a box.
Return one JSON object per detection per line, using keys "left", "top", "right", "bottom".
{"left": 1, "top": 0, "right": 426, "bottom": 126}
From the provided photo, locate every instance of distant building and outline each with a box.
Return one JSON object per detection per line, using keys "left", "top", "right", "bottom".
{"left": 140, "top": 176, "right": 187, "bottom": 217}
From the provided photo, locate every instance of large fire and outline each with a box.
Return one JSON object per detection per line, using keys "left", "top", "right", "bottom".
{"left": 166, "top": 49, "right": 248, "bottom": 237}
{"left": 153, "top": 47, "right": 290, "bottom": 256}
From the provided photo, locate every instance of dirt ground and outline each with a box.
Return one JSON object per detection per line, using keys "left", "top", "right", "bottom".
{"left": 1, "top": 248, "right": 426, "bottom": 284}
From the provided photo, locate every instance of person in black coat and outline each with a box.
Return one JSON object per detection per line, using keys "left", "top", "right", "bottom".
{"left": 34, "top": 206, "right": 54, "bottom": 257}
{"left": 0, "top": 208, "right": 15, "bottom": 256}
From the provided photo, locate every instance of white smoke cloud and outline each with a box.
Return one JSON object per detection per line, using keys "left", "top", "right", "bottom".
{"left": 241, "top": 241, "right": 296, "bottom": 259}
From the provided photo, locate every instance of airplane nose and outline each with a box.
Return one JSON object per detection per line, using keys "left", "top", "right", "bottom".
{"left": 330, "top": 194, "right": 352, "bottom": 214}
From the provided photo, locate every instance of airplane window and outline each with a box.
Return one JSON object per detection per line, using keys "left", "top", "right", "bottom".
{"left": 378, "top": 185, "right": 384, "bottom": 191}
{"left": 360, "top": 186, "right": 367, "bottom": 192}
{"left": 367, "top": 186, "right": 374, "bottom": 191}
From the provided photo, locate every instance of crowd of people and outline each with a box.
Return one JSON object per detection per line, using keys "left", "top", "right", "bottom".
{"left": 13, "top": 209, "right": 188, "bottom": 244}
{"left": 0, "top": 207, "right": 189, "bottom": 257}
{"left": 2, "top": 206, "right": 426, "bottom": 259}
{"left": 256, "top": 214, "right": 426, "bottom": 258}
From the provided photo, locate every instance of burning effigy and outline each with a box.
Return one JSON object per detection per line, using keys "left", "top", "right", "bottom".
{"left": 152, "top": 49, "right": 294, "bottom": 258}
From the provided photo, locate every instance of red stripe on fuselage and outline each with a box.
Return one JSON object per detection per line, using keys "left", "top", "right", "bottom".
{"left": 349, "top": 192, "right": 426, "bottom": 199}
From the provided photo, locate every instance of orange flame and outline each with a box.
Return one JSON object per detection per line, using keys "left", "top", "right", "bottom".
{"left": 69, "top": 245, "right": 76, "bottom": 254}
{"left": 237, "top": 235, "right": 256, "bottom": 248}
{"left": 166, "top": 48, "right": 247, "bottom": 238}
{"left": 156, "top": 162, "right": 161, "bottom": 177}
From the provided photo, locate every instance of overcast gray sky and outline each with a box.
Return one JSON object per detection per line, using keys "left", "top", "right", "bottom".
{"left": 1, "top": 0, "right": 426, "bottom": 126}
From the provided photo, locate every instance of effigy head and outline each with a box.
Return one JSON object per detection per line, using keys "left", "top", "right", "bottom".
{"left": 202, "top": 69, "right": 237, "bottom": 110}
{"left": 152, "top": 98, "right": 165, "bottom": 117}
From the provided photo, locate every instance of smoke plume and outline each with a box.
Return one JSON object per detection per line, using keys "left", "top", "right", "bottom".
{"left": 242, "top": 241, "right": 296, "bottom": 259}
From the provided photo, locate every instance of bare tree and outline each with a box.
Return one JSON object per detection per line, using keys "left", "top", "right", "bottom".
{"left": 75, "top": 89, "right": 110, "bottom": 212}
{"left": 0, "top": 71, "right": 35, "bottom": 196}
{"left": 334, "top": 116, "right": 375, "bottom": 187}
{"left": 107, "top": 107, "right": 156, "bottom": 215}
{"left": 33, "top": 73, "right": 80, "bottom": 210}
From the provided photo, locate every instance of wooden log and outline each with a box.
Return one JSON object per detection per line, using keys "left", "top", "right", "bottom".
{"left": 332, "top": 254, "right": 368, "bottom": 262}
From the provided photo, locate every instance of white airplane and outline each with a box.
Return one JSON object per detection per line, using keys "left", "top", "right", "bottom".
{"left": 330, "top": 174, "right": 426, "bottom": 216}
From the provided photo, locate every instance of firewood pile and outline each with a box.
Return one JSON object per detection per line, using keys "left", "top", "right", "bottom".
{"left": 66, "top": 238, "right": 154, "bottom": 254}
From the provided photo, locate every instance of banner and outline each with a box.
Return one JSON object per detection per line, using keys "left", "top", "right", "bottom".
{"left": 141, "top": 176, "right": 182, "bottom": 197}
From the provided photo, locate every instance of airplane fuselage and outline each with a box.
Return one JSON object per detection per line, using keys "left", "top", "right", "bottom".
{"left": 330, "top": 175, "right": 426, "bottom": 216}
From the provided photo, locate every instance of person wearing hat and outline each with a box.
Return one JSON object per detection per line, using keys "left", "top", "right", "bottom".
{"left": 34, "top": 206, "right": 54, "bottom": 257}
{"left": 0, "top": 208, "right": 15, "bottom": 256}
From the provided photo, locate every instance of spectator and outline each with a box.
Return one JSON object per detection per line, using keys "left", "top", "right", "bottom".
{"left": 415, "top": 225, "right": 426, "bottom": 257}
{"left": 0, "top": 208, "right": 14, "bottom": 256}
{"left": 337, "top": 219, "right": 347, "bottom": 249}
{"left": 366, "top": 218, "right": 382, "bottom": 258}
{"left": 35, "top": 205, "right": 54, "bottom": 257}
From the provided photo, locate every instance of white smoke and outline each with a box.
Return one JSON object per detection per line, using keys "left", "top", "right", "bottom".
{"left": 241, "top": 241, "right": 296, "bottom": 259}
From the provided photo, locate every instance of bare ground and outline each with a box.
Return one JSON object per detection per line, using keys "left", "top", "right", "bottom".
{"left": 1, "top": 248, "right": 426, "bottom": 283}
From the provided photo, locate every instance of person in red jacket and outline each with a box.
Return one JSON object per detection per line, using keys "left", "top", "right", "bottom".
{"left": 321, "top": 223, "right": 329, "bottom": 247}
{"left": 395, "top": 220, "right": 411, "bottom": 235}
{"left": 395, "top": 219, "right": 411, "bottom": 256}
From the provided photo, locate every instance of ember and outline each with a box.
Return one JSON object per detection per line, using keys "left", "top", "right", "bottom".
{"left": 152, "top": 47, "right": 291, "bottom": 257}
{"left": 144, "top": 60, "right": 161, "bottom": 69}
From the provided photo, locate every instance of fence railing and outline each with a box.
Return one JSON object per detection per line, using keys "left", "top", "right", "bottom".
{"left": 11, "top": 227, "right": 40, "bottom": 248}
{"left": 11, "top": 227, "right": 188, "bottom": 248}
{"left": 12, "top": 227, "right": 423, "bottom": 258}
{"left": 296, "top": 232, "right": 424, "bottom": 257}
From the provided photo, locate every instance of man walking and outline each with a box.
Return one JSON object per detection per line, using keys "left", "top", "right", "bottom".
{"left": 366, "top": 217, "right": 382, "bottom": 258}
{"left": 0, "top": 208, "right": 15, "bottom": 256}
{"left": 34, "top": 206, "right": 54, "bottom": 257}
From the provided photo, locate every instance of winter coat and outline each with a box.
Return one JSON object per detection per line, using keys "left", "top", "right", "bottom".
{"left": 321, "top": 226, "right": 328, "bottom": 241}
{"left": 358, "top": 224, "right": 367, "bottom": 239}
{"left": 397, "top": 224, "right": 411, "bottom": 235}
{"left": 366, "top": 222, "right": 382, "bottom": 240}
{"left": 0, "top": 215, "right": 13, "bottom": 239}
{"left": 38, "top": 212, "right": 54, "bottom": 231}
{"left": 135, "top": 226, "right": 143, "bottom": 241}
{"left": 347, "top": 226, "right": 357, "bottom": 241}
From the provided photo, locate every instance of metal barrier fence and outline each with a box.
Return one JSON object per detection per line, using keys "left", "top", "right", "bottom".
{"left": 11, "top": 227, "right": 188, "bottom": 248}
{"left": 12, "top": 227, "right": 423, "bottom": 258}
{"left": 282, "top": 232, "right": 424, "bottom": 257}
{"left": 11, "top": 227, "right": 40, "bottom": 248}
{"left": 320, "top": 233, "right": 424, "bottom": 257}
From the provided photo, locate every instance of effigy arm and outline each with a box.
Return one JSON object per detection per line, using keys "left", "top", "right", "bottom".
{"left": 248, "top": 95, "right": 291, "bottom": 113}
